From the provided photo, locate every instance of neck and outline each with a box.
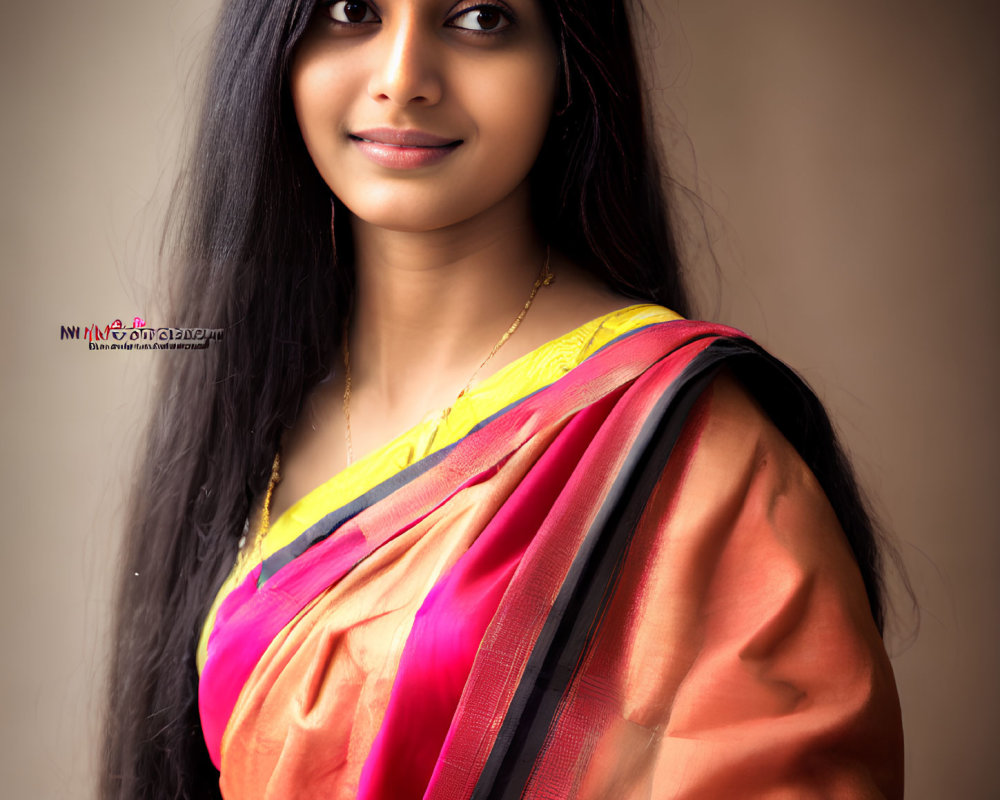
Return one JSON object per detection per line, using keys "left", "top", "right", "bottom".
{"left": 346, "top": 187, "right": 547, "bottom": 414}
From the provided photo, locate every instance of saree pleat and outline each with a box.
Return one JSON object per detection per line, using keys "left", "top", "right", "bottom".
{"left": 197, "top": 313, "right": 902, "bottom": 799}
{"left": 357, "top": 395, "right": 623, "bottom": 799}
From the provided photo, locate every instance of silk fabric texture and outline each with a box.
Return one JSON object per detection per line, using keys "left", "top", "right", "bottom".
{"left": 197, "top": 307, "right": 903, "bottom": 798}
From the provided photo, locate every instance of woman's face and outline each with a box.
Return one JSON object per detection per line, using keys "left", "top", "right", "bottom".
{"left": 291, "top": 0, "right": 559, "bottom": 233}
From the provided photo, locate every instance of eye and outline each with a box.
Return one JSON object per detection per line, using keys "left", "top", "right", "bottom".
{"left": 448, "top": 4, "right": 512, "bottom": 33}
{"left": 324, "top": 0, "right": 379, "bottom": 24}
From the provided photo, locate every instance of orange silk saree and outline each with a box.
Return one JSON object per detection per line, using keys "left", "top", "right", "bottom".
{"left": 197, "top": 308, "right": 902, "bottom": 798}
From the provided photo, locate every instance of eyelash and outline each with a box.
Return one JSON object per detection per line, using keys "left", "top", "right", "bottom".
{"left": 448, "top": 3, "right": 516, "bottom": 34}
{"left": 319, "top": 1, "right": 379, "bottom": 25}
{"left": 318, "top": 1, "right": 516, "bottom": 35}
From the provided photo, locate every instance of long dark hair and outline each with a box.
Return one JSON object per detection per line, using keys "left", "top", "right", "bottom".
{"left": 100, "top": 0, "right": 884, "bottom": 797}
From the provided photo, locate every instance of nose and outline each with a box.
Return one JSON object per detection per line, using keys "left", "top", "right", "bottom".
{"left": 368, "top": 12, "right": 443, "bottom": 107}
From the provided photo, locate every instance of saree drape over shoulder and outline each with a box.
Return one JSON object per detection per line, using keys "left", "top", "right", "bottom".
{"left": 197, "top": 307, "right": 903, "bottom": 799}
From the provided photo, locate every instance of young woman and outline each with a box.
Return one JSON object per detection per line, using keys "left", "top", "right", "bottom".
{"left": 103, "top": 0, "right": 903, "bottom": 797}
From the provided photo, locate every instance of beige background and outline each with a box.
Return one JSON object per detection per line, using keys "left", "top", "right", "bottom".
{"left": 1, "top": 1, "right": 997, "bottom": 797}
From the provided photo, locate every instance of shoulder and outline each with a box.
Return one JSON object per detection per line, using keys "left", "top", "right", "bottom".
{"left": 624, "top": 368, "right": 904, "bottom": 797}
{"left": 674, "top": 369, "right": 844, "bottom": 550}
{"left": 616, "top": 325, "right": 889, "bottom": 630}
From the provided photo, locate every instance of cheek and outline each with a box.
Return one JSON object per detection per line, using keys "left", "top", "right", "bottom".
{"left": 477, "top": 63, "right": 558, "bottom": 169}
{"left": 292, "top": 67, "right": 337, "bottom": 152}
{"left": 289, "top": 44, "right": 362, "bottom": 179}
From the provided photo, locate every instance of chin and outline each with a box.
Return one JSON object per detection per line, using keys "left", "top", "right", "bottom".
{"left": 344, "top": 177, "right": 533, "bottom": 235}
{"left": 343, "top": 196, "right": 492, "bottom": 234}
{"left": 348, "top": 208, "right": 461, "bottom": 234}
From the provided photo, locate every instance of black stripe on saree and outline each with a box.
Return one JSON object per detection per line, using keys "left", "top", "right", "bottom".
{"left": 470, "top": 337, "right": 832, "bottom": 799}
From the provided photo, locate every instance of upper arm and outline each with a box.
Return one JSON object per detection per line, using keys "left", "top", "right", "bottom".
{"left": 576, "top": 372, "right": 904, "bottom": 798}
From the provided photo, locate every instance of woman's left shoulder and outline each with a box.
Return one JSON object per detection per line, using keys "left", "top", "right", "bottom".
{"left": 629, "top": 367, "right": 905, "bottom": 797}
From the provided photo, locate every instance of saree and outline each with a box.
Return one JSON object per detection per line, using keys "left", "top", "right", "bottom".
{"left": 197, "top": 306, "right": 903, "bottom": 799}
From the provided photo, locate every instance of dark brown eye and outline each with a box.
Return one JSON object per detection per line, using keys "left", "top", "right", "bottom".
{"left": 328, "top": 0, "right": 377, "bottom": 24}
{"left": 450, "top": 5, "right": 511, "bottom": 33}
{"left": 475, "top": 9, "right": 501, "bottom": 29}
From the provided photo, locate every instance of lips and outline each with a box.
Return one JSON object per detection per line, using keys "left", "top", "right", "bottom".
{"left": 350, "top": 127, "right": 462, "bottom": 147}
{"left": 349, "top": 127, "right": 463, "bottom": 169}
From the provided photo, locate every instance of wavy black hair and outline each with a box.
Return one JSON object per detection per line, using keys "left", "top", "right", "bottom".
{"left": 101, "top": 0, "right": 886, "bottom": 797}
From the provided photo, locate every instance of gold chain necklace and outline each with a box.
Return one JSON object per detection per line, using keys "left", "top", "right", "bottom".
{"left": 238, "top": 451, "right": 281, "bottom": 564}
{"left": 244, "top": 251, "right": 553, "bottom": 559}
{"left": 342, "top": 250, "right": 554, "bottom": 466}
